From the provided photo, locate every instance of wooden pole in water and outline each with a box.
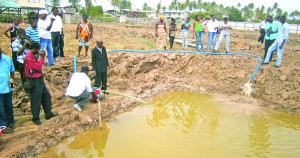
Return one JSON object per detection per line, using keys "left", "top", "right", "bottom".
{"left": 98, "top": 98, "right": 102, "bottom": 128}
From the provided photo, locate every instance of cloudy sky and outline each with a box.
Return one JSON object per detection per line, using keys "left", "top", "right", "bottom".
{"left": 62, "top": 0, "right": 299, "bottom": 13}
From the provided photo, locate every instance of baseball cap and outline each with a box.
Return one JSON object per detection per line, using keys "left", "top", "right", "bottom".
{"left": 80, "top": 66, "right": 90, "bottom": 72}
{"left": 39, "top": 10, "right": 48, "bottom": 15}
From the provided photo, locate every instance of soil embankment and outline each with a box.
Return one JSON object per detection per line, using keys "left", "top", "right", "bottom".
{"left": 0, "top": 23, "right": 299, "bottom": 157}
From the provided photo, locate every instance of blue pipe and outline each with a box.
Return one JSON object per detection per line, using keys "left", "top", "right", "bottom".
{"left": 74, "top": 55, "right": 77, "bottom": 73}
{"left": 107, "top": 50, "right": 262, "bottom": 81}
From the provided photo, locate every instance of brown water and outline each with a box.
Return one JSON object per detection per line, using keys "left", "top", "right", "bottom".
{"left": 43, "top": 92, "right": 300, "bottom": 158}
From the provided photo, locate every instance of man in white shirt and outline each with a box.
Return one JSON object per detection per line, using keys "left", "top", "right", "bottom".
{"left": 48, "top": 7, "right": 63, "bottom": 61}
{"left": 66, "top": 66, "right": 96, "bottom": 111}
{"left": 38, "top": 10, "right": 55, "bottom": 66}
{"left": 214, "top": 17, "right": 232, "bottom": 53}
{"left": 263, "top": 16, "right": 289, "bottom": 68}
{"left": 206, "top": 15, "right": 219, "bottom": 51}
{"left": 258, "top": 17, "right": 267, "bottom": 43}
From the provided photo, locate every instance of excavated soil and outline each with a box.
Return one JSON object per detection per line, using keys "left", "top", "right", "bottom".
{"left": 0, "top": 23, "right": 299, "bottom": 158}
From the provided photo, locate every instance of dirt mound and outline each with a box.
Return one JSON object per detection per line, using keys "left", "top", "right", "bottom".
{"left": 0, "top": 23, "right": 299, "bottom": 157}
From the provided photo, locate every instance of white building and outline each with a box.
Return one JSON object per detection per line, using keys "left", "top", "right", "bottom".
{"left": 162, "top": 10, "right": 190, "bottom": 19}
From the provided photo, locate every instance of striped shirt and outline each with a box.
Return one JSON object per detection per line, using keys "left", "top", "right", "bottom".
{"left": 26, "top": 26, "right": 40, "bottom": 43}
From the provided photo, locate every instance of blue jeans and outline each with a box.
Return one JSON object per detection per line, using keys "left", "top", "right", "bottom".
{"left": 69, "top": 91, "right": 91, "bottom": 107}
{"left": 0, "top": 92, "right": 14, "bottom": 126}
{"left": 195, "top": 31, "right": 204, "bottom": 51}
{"left": 40, "top": 38, "right": 54, "bottom": 65}
{"left": 264, "top": 41, "right": 284, "bottom": 67}
{"left": 207, "top": 32, "right": 217, "bottom": 51}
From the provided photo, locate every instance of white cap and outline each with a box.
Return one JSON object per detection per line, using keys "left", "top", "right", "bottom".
{"left": 39, "top": 10, "right": 48, "bottom": 15}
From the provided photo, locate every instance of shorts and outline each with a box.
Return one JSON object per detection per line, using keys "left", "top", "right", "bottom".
{"left": 79, "top": 42, "right": 90, "bottom": 46}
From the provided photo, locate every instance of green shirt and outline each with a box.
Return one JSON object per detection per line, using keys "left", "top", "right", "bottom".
{"left": 195, "top": 22, "right": 202, "bottom": 32}
{"left": 265, "top": 21, "right": 279, "bottom": 40}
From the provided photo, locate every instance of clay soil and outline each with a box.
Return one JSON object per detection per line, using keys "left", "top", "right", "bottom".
{"left": 0, "top": 23, "right": 299, "bottom": 158}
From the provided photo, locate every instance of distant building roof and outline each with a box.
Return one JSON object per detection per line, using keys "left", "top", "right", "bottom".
{"left": 0, "top": 0, "right": 21, "bottom": 8}
{"left": 163, "top": 10, "right": 190, "bottom": 13}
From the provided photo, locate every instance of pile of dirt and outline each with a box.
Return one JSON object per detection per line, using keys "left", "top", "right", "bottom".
{"left": 0, "top": 23, "right": 299, "bottom": 157}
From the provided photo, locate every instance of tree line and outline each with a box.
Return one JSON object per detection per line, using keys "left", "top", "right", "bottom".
{"left": 51, "top": 0, "right": 300, "bottom": 23}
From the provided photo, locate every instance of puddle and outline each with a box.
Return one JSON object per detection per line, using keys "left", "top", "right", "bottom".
{"left": 42, "top": 92, "right": 300, "bottom": 158}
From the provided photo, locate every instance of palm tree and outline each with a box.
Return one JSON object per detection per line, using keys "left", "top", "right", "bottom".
{"left": 267, "top": 7, "right": 273, "bottom": 16}
{"left": 276, "top": 8, "right": 283, "bottom": 17}
{"left": 237, "top": 2, "right": 241, "bottom": 9}
{"left": 110, "top": 0, "right": 122, "bottom": 10}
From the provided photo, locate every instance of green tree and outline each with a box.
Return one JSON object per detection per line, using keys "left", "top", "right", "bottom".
{"left": 80, "top": 5, "right": 103, "bottom": 17}
{"left": 228, "top": 7, "right": 243, "bottom": 21}
{"left": 119, "top": 0, "right": 132, "bottom": 9}
{"left": 69, "top": 0, "right": 81, "bottom": 11}
{"left": 110, "top": 0, "right": 122, "bottom": 10}
{"left": 52, "top": 0, "right": 60, "bottom": 6}
{"left": 276, "top": 8, "right": 283, "bottom": 17}
{"left": 143, "top": 2, "right": 152, "bottom": 10}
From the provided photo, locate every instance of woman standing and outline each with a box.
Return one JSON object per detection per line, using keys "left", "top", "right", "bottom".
{"left": 155, "top": 15, "right": 167, "bottom": 50}
{"left": 169, "top": 18, "right": 177, "bottom": 50}
{"left": 181, "top": 17, "right": 192, "bottom": 50}
{"left": 193, "top": 15, "right": 203, "bottom": 52}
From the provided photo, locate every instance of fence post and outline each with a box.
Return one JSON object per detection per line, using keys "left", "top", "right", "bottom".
{"left": 297, "top": 24, "right": 299, "bottom": 34}
{"left": 253, "top": 22, "right": 255, "bottom": 31}
{"left": 235, "top": 22, "right": 237, "bottom": 29}
{"left": 244, "top": 22, "right": 246, "bottom": 30}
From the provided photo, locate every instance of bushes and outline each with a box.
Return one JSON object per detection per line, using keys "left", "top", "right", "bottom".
{"left": 80, "top": 6, "right": 103, "bottom": 17}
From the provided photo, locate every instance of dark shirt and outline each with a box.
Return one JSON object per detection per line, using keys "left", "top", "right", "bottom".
{"left": 10, "top": 24, "right": 19, "bottom": 43}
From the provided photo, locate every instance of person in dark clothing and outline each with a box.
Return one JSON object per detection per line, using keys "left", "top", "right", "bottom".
{"left": 92, "top": 39, "right": 109, "bottom": 90}
{"left": 169, "top": 18, "right": 177, "bottom": 49}
{"left": 58, "top": 13, "right": 65, "bottom": 57}
{"left": 258, "top": 17, "right": 267, "bottom": 44}
{"left": 24, "top": 42, "right": 58, "bottom": 125}
{"left": 3, "top": 17, "right": 21, "bottom": 68}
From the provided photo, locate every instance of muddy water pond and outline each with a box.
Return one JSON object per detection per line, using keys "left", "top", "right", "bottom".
{"left": 42, "top": 92, "right": 300, "bottom": 158}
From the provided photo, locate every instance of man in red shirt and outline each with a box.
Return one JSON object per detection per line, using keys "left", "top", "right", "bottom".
{"left": 24, "top": 42, "right": 58, "bottom": 125}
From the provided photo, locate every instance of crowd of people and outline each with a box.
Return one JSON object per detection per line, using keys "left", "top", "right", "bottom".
{"left": 155, "top": 14, "right": 290, "bottom": 67}
{"left": 0, "top": 8, "right": 107, "bottom": 135}
{"left": 0, "top": 9, "right": 290, "bottom": 135}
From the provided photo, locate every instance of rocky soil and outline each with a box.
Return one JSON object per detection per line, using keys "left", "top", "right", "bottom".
{"left": 0, "top": 23, "right": 299, "bottom": 157}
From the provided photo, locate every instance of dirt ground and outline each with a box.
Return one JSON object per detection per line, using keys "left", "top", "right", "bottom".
{"left": 0, "top": 23, "right": 299, "bottom": 157}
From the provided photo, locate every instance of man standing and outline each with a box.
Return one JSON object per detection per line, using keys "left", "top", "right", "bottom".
{"left": 26, "top": 20, "right": 40, "bottom": 43}
{"left": 258, "top": 17, "right": 267, "bottom": 44}
{"left": 155, "top": 15, "right": 167, "bottom": 50}
{"left": 264, "top": 15, "right": 279, "bottom": 61}
{"left": 38, "top": 10, "right": 55, "bottom": 66}
{"left": 76, "top": 15, "right": 93, "bottom": 56}
{"left": 24, "top": 42, "right": 58, "bottom": 125}
{"left": 66, "top": 66, "right": 96, "bottom": 112}
{"left": 263, "top": 16, "right": 289, "bottom": 68}
{"left": 58, "top": 12, "right": 65, "bottom": 58}
{"left": 48, "top": 7, "right": 63, "bottom": 61}
{"left": 92, "top": 39, "right": 109, "bottom": 90}
{"left": 214, "top": 17, "right": 232, "bottom": 53}
{"left": 206, "top": 15, "right": 219, "bottom": 51}
{"left": 0, "top": 47, "right": 15, "bottom": 133}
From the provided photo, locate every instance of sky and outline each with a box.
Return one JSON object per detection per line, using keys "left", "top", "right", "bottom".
{"left": 61, "top": 0, "right": 299, "bottom": 14}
